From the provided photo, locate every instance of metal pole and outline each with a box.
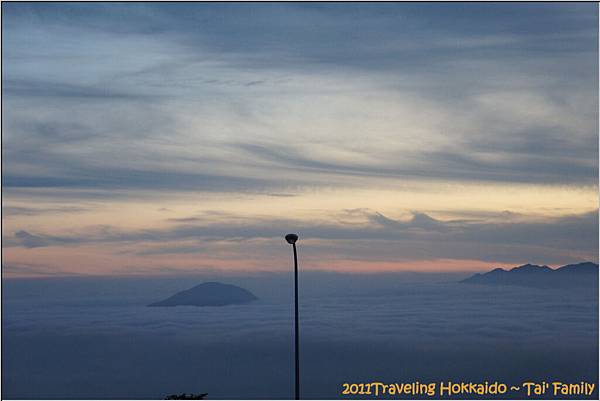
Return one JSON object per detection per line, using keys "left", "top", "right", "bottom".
{"left": 293, "top": 243, "right": 300, "bottom": 400}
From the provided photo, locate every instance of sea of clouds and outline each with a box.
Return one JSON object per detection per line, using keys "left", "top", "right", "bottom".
{"left": 2, "top": 272, "right": 598, "bottom": 399}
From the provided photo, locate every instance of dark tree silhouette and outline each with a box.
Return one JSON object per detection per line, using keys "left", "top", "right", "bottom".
{"left": 165, "top": 392, "right": 208, "bottom": 400}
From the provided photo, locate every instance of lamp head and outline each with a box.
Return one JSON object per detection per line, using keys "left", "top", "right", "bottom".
{"left": 285, "top": 233, "right": 299, "bottom": 245}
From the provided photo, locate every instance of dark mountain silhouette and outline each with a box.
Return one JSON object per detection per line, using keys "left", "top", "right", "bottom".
{"left": 148, "top": 282, "right": 258, "bottom": 307}
{"left": 461, "top": 262, "right": 598, "bottom": 288}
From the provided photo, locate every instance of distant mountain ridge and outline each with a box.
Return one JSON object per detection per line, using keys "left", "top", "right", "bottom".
{"left": 148, "top": 282, "right": 258, "bottom": 307}
{"left": 461, "top": 262, "right": 598, "bottom": 288}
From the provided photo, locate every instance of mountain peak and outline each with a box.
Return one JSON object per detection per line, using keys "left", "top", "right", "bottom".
{"left": 510, "top": 264, "right": 552, "bottom": 272}
{"left": 148, "top": 282, "right": 258, "bottom": 307}
{"left": 462, "top": 262, "right": 598, "bottom": 288}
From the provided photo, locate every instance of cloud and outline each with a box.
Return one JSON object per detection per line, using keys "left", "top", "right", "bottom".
{"left": 1, "top": 2, "right": 597, "bottom": 200}
{"left": 2, "top": 205, "right": 89, "bottom": 216}
{"left": 1, "top": 3, "right": 597, "bottom": 274}
{"left": 2, "top": 273, "right": 598, "bottom": 398}
{"left": 370, "top": 211, "right": 451, "bottom": 232}
{"left": 3, "top": 79, "right": 150, "bottom": 100}
{"left": 6, "top": 210, "right": 597, "bottom": 265}
{"left": 267, "top": 193, "right": 297, "bottom": 198}
{"left": 1, "top": 262, "right": 85, "bottom": 277}
{"left": 3, "top": 168, "right": 271, "bottom": 192}
{"left": 11, "top": 230, "right": 80, "bottom": 248}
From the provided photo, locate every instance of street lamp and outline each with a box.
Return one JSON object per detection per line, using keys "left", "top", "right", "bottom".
{"left": 285, "top": 233, "right": 300, "bottom": 400}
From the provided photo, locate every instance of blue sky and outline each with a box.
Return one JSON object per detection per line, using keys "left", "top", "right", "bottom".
{"left": 2, "top": 3, "right": 598, "bottom": 276}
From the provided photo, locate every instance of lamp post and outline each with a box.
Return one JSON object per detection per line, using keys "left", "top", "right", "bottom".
{"left": 285, "top": 233, "right": 300, "bottom": 400}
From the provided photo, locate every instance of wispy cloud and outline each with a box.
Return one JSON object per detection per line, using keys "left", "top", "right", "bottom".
{"left": 2, "top": 2, "right": 597, "bottom": 197}
{"left": 2, "top": 205, "right": 89, "bottom": 216}
{"left": 5, "top": 210, "right": 597, "bottom": 266}
{"left": 2, "top": 3, "right": 597, "bottom": 275}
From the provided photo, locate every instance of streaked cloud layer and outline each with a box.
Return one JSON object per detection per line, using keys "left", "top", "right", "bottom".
{"left": 2, "top": 3, "right": 598, "bottom": 276}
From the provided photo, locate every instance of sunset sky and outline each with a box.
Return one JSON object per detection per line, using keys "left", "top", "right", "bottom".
{"left": 2, "top": 2, "right": 598, "bottom": 277}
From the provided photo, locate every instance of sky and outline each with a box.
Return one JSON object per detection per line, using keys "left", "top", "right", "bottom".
{"left": 2, "top": 2, "right": 598, "bottom": 277}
